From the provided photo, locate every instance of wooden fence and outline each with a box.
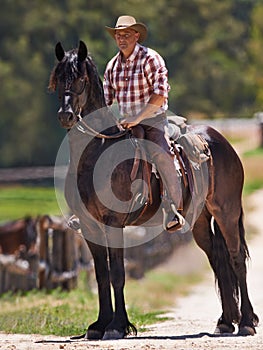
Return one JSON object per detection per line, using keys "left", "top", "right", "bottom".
{"left": 0, "top": 216, "right": 92, "bottom": 293}
{"left": 0, "top": 215, "right": 192, "bottom": 294}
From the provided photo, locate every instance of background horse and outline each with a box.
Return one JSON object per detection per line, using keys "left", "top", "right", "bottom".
{"left": 0, "top": 217, "right": 37, "bottom": 255}
{"left": 49, "top": 41, "right": 258, "bottom": 340}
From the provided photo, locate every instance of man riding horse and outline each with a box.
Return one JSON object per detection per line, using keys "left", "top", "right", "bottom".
{"left": 104, "top": 15, "right": 187, "bottom": 232}
{"left": 69, "top": 15, "right": 208, "bottom": 233}
{"left": 50, "top": 36, "right": 258, "bottom": 339}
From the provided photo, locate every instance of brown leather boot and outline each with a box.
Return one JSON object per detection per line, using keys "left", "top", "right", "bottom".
{"left": 153, "top": 152, "right": 185, "bottom": 232}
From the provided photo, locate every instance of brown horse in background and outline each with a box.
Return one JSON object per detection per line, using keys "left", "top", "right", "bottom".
{"left": 49, "top": 41, "right": 258, "bottom": 340}
{"left": 0, "top": 217, "right": 37, "bottom": 255}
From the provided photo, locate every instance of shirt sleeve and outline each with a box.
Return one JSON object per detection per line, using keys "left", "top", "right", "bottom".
{"left": 144, "top": 52, "right": 170, "bottom": 99}
{"left": 103, "top": 63, "right": 115, "bottom": 107}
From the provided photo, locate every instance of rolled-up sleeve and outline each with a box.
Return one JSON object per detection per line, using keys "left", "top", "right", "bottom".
{"left": 144, "top": 54, "right": 170, "bottom": 99}
{"left": 103, "top": 63, "right": 115, "bottom": 106}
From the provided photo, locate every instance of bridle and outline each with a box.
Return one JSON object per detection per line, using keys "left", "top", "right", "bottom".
{"left": 60, "top": 76, "right": 88, "bottom": 120}
{"left": 60, "top": 78, "right": 129, "bottom": 140}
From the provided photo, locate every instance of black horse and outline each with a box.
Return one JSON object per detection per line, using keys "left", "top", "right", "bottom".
{"left": 49, "top": 41, "right": 258, "bottom": 339}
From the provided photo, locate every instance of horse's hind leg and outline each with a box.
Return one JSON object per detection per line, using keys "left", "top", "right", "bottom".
{"left": 192, "top": 208, "right": 236, "bottom": 334}
{"left": 211, "top": 208, "right": 259, "bottom": 336}
{"left": 227, "top": 213, "right": 259, "bottom": 335}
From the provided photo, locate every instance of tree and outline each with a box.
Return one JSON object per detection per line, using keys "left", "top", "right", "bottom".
{"left": 0, "top": 0, "right": 260, "bottom": 167}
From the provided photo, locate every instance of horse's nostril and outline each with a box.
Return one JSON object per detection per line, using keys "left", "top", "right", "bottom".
{"left": 57, "top": 111, "right": 75, "bottom": 127}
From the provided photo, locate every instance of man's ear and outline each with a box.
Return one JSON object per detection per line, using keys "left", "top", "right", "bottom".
{"left": 135, "top": 32, "right": 140, "bottom": 42}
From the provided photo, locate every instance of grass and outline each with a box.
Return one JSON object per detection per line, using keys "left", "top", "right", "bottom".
{"left": 0, "top": 143, "right": 262, "bottom": 336}
{"left": 0, "top": 281, "right": 97, "bottom": 336}
{"left": 242, "top": 147, "right": 263, "bottom": 195}
{"left": 0, "top": 185, "right": 62, "bottom": 223}
{"left": 0, "top": 270, "right": 202, "bottom": 335}
{"left": 0, "top": 183, "right": 203, "bottom": 336}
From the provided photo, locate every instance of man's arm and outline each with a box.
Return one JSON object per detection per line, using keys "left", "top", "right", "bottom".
{"left": 120, "top": 93, "right": 165, "bottom": 128}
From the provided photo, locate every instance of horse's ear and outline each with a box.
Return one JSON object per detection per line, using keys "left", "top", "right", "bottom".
{"left": 55, "top": 42, "right": 65, "bottom": 62}
{"left": 78, "top": 40, "right": 88, "bottom": 62}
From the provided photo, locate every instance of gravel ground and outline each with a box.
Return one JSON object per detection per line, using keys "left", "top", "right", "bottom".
{"left": 0, "top": 189, "right": 262, "bottom": 350}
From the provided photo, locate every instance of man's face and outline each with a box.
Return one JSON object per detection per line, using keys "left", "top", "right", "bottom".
{"left": 114, "top": 29, "right": 140, "bottom": 56}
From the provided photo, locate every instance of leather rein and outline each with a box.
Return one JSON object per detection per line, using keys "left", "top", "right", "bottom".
{"left": 76, "top": 113, "right": 129, "bottom": 140}
{"left": 64, "top": 82, "right": 129, "bottom": 140}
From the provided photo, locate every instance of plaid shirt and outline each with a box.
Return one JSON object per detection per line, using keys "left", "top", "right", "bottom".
{"left": 103, "top": 43, "right": 170, "bottom": 117}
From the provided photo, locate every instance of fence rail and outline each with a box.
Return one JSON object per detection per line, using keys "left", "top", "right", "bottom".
{"left": 0, "top": 215, "right": 191, "bottom": 293}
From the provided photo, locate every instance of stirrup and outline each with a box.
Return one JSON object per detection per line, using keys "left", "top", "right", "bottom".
{"left": 162, "top": 204, "right": 185, "bottom": 233}
{"left": 68, "top": 215, "right": 81, "bottom": 231}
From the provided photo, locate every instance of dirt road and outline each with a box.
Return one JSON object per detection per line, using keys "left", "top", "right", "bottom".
{"left": 0, "top": 190, "right": 262, "bottom": 350}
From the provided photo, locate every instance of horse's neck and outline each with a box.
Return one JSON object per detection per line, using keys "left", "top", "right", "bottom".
{"left": 67, "top": 128, "right": 94, "bottom": 172}
{"left": 81, "top": 105, "right": 119, "bottom": 135}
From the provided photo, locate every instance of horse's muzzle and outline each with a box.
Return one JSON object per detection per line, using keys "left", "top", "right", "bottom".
{"left": 58, "top": 110, "right": 78, "bottom": 129}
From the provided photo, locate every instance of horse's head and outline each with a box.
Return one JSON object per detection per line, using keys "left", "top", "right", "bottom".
{"left": 49, "top": 41, "right": 105, "bottom": 129}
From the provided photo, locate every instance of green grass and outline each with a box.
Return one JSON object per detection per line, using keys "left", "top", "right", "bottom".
{"left": 242, "top": 147, "right": 263, "bottom": 195}
{"left": 243, "top": 179, "right": 263, "bottom": 196}
{"left": 243, "top": 147, "right": 263, "bottom": 157}
{"left": 0, "top": 182, "right": 204, "bottom": 336}
{"left": 1, "top": 144, "right": 262, "bottom": 335}
{"left": 0, "top": 270, "right": 202, "bottom": 336}
{"left": 0, "top": 185, "right": 62, "bottom": 222}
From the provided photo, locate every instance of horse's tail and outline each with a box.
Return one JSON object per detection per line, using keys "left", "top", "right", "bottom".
{"left": 238, "top": 209, "right": 250, "bottom": 260}
{"left": 212, "top": 213, "right": 246, "bottom": 325}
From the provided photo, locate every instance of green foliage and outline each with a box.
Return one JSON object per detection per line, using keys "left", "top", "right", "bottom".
{"left": 248, "top": 3, "right": 263, "bottom": 109}
{"left": 0, "top": 0, "right": 262, "bottom": 166}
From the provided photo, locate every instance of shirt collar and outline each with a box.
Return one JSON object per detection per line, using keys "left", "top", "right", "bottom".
{"left": 119, "top": 43, "right": 141, "bottom": 63}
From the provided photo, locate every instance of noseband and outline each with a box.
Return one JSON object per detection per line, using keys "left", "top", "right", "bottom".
{"left": 60, "top": 80, "right": 128, "bottom": 140}
{"left": 61, "top": 77, "right": 88, "bottom": 121}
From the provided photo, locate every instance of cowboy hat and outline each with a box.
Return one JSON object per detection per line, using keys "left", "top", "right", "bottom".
{"left": 105, "top": 15, "right": 147, "bottom": 43}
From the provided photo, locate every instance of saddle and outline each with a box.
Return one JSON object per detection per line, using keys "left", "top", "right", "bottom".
{"left": 128, "top": 116, "right": 211, "bottom": 230}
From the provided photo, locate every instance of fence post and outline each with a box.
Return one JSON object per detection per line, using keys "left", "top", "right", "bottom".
{"left": 51, "top": 228, "right": 64, "bottom": 289}
{"left": 0, "top": 260, "right": 5, "bottom": 293}
{"left": 64, "top": 228, "right": 78, "bottom": 290}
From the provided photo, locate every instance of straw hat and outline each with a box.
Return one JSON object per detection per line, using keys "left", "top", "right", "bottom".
{"left": 105, "top": 15, "right": 147, "bottom": 43}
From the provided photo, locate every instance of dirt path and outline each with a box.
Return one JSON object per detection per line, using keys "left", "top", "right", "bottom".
{"left": 0, "top": 190, "right": 262, "bottom": 350}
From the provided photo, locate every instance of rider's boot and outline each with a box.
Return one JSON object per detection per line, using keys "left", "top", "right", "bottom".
{"left": 153, "top": 152, "right": 185, "bottom": 233}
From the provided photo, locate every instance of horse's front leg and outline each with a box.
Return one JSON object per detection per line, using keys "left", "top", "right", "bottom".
{"left": 85, "top": 238, "right": 114, "bottom": 340}
{"left": 103, "top": 227, "right": 137, "bottom": 340}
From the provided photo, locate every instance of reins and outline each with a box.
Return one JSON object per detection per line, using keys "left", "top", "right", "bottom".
{"left": 76, "top": 114, "right": 129, "bottom": 139}
{"left": 57, "top": 56, "right": 129, "bottom": 140}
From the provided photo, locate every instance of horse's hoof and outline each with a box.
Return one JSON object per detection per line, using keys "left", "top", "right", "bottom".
{"left": 86, "top": 329, "right": 104, "bottom": 340}
{"left": 238, "top": 326, "right": 256, "bottom": 336}
{"left": 214, "top": 323, "right": 235, "bottom": 335}
{"left": 70, "top": 333, "right": 87, "bottom": 340}
{"left": 102, "top": 329, "right": 125, "bottom": 340}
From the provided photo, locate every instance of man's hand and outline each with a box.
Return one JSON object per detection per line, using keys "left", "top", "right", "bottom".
{"left": 120, "top": 115, "right": 141, "bottom": 129}
{"left": 120, "top": 94, "right": 166, "bottom": 128}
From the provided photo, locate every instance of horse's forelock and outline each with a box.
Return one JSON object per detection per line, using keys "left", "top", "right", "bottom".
{"left": 49, "top": 48, "right": 98, "bottom": 95}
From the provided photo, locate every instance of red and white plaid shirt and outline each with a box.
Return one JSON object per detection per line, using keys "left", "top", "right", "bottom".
{"left": 103, "top": 43, "right": 170, "bottom": 117}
